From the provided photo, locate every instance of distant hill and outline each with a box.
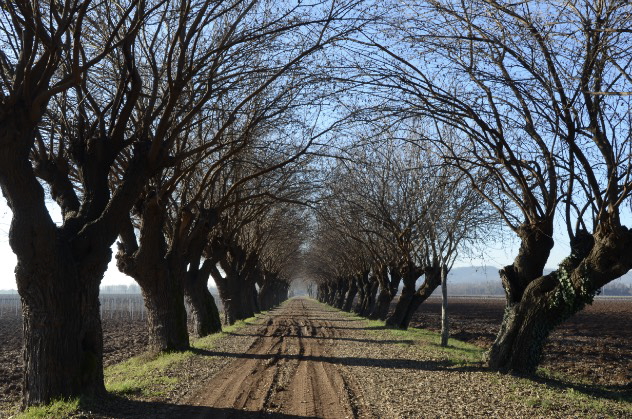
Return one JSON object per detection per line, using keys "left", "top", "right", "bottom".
{"left": 446, "top": 266, "right": 501, "bottom": 283}
{"left": 445, "top": 265, "right": 632, "bottom": 285}
{"left": 418, "top": 265, "right": 632, "bottom": 296}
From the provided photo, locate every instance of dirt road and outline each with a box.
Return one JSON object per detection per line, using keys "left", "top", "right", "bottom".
{"left": 185, "top": 298, "right": 371, "bottom": 418}
{"left": 3, "top": 296, "right": 630, "bottom": 418}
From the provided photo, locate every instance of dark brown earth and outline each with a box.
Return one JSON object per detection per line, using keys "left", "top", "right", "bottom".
{"left": 0, "top": 297, "right": 631, "bottom": 416}
{"left": 410, "top": 297, "right": 632, "bottom": 387}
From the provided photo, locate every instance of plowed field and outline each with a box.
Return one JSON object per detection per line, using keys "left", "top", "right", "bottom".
{"left": 411, "top": 297, "right": 632, "bottom": 387}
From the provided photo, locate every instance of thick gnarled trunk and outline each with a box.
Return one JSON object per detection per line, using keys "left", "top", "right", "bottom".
{"left": 353, "top": 274, "right": 367, "bottom": 314}
{"left": 371, "top": 289, "right": 394, "bottom": 320}
{"left": 399, "top": 265, "right": 441, "bottom": 330}
{"left": 216, "top": 272, "right": 257, "bottom": 325}
{"left": 138, "top": 269, "right": 190, "bottom": 352}
{"left": 20, "top": 263, "right": 106, "bottom": 407}
{"left": 385, "top": 280, "right": 415, "bottom": 328}
{"left": 116, "top": 199, "right": 190, "bottom": 352}
{"left": 484, "top": 222, "right": 554, "bottom": 372}
{"left": 354, "top": 271, "right": 377, "bottom": 317}
{"left": 370, "top": 265, "right": 401, "bottom": 320}
{"left": 333, "top": 278, "right": 349, "bottom": 309}
{"left": 258, "top": 274, "right": 289, "bottom": 311}
{"left": 2, "top": 126, "right": 110, "bottom": 406}
{"left": 342, "top": 277, "right": 358, "bottom": 312}
{"left": 184, "top": 271, "right": 221, "bottom": 338}
{"left": 386, "top": 263, "right": 425, "bottom": 328}
{"left": 488, "top": 225, "right": 632, "bottom": 373}
{"left": 363, "top": 277, "right": 379, "bottom": 316}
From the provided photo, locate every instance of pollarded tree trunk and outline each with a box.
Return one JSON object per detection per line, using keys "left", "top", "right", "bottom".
{"left": 329, "top": 283, "right": 337, "bottom": 305}
{"left": 486, "top": 225, "right": 632, "bottom": 373}
{"left": 2, "top": 126, "right": 114, "bottom": 406}
{"left": 238, "top": 283, "right": 256, "bottom": 320}
{"left": 244, "top": 279, "right": 259, "bottom": 317}
{"left": 278, "top": 283, "right": 290, "bottom": 305}
{"left": 184, "top": 269, "right": 221, "bottom": 338}
{"left": 116, "top": 198, "right": 190, "bottom": 352}
{"left": 342, "top": 277, "right": 359, "bottom": 312}
{"left": 385, "top": 263, "right": 423, "bottom": 328}
{"left": 362, "top": 278, "right": 379, "bottom": 317}
{"left": 215, "top": 272, "right": 238, "bottom": 325}
{"left": 371, "top": 288, "right": 393, "bottom": 320}
{"left": 258, "top": 273, "right": 288, "bottom": 310}
{"left": 484, "top": 222, "right": 554, "bottom": 371}
{"left": 385, "top": 283, "right": 415, "bottom": 327}
{"left": 353, "top": 272, "right": 368, "bottom": 314}
{"left": 398, "top": 263, "right": 442, "bottom": 330}
{"left": 328, "top": 283, "right": 336, "bottom": 305}
{"left": 137, "top": 268, "right": 190, "bottom": 352}
{"left": 215, "top": 270, "right": 256, "bottom": 324}
{"left": 370, "top": 265, "right": 401, "bottom": 320}
{"left": 318, "top": 283, "right": 333, "bottom": 304}
{"left": 258, "top": 281, "right": 274, "bottom": 311}
{"left": 19, "top": 253, "right": 107, "bottom": 407}
{"left": 333, "top": 279, "right": 349, "bottom": 309}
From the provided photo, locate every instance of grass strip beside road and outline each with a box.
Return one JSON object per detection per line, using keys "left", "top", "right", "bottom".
{"left": 104, "top": 314, "right": 266, "bottom": 397}
{"left": 11, "top": 399, "right": 80, "bottom": 419}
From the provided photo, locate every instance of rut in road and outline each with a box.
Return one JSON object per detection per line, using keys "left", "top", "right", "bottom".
{"left": 186, "top": 298, "right": 371, "bottom": 418}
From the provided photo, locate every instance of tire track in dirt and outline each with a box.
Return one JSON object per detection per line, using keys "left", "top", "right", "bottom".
{"left": 185, "top": 298, "right": 370, "bottom": 418}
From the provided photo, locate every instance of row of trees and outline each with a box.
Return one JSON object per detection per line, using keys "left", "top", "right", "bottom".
{"left": 0, "top": 0, "right": 360, "bottom": 407}
{"left": 312, "top": 0, "right": 632, "bottom": 375}
{"left": 1, "top": 0, "right": 631, "bottom": 410}
{"left": 310, "top": 138, "right": 496, "bottom": 346}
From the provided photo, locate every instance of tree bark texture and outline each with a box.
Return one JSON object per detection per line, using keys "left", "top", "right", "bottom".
{"left": 485, "top": 225, "right": 632, "bottom": 373}
{"left": 353, "top": 272, "right": 368, "bottom": 314}
{"left": 342, "top": 277, "right": 359, "bottom": 312}
{"left": 369, "top": 265, "right": 401, "bottom": 320}
{"left": 385, "top": 263, "right": 426, "bottom": 329}
{"left": 116, "top": 197, "right": 190, "bottom": 352}
{"left": 398, "top": 264, "right": 441, "bottom": 330}
{"left": 19, "top": 258, "right": 106, "bottom": 407}
{"left": 139, "top": 271, "right": 190, "bottom": 352}
{"left": 333, "top": 278, "right": 349, "bottom": 309}
{"left": 484, "top": 222, "right": 554, "bottom": 371}
{"left": 214, "top": 265, "right": 257, "bottom": 325}
{"left": 184, "top": 270, "right": 222, "bottom": 338}
{"left": 258, "top": 274, "right": 289, "bottom": 311}
{"left": 1, "top": 118, "right": 119, "bottom": 405}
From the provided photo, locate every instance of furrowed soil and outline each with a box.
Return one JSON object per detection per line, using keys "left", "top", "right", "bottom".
{"left": 410, "top": 297, "right": 632, "bottom": 387}
{"left": 182, "top": 299, "right": 370, "bottom": 418}
{"left": 1, "top": 297, "right": 631, "bottom": 418}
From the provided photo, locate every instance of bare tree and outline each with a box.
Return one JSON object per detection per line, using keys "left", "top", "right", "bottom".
{"left": 0, "top": 0, "right": 367, "bottom": 405}
{"left": 352, "top": 0, "right": 632, "bottom": 371}
{"left": 0, "top": 1, "right": 149, "bottom": 405}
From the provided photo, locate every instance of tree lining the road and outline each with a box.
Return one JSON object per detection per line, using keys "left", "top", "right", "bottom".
{"left": 0, "top": 0, "right": 363, "bottom": 407}
{"left": 322, "top": 0, "right": 632, "bottom": 373}
{"left": 1, "top": 0, "right": 631, "bottom": 410}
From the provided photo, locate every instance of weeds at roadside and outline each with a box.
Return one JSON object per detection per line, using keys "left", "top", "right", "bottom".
{"left": 105, "top": 350, "right": 190, "bottom": 397}
{"left": 15, "top": 398, "right": 79, "bottom": 419}
{"left": 105, "top": 313, "right": 267, "bottom": 399}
